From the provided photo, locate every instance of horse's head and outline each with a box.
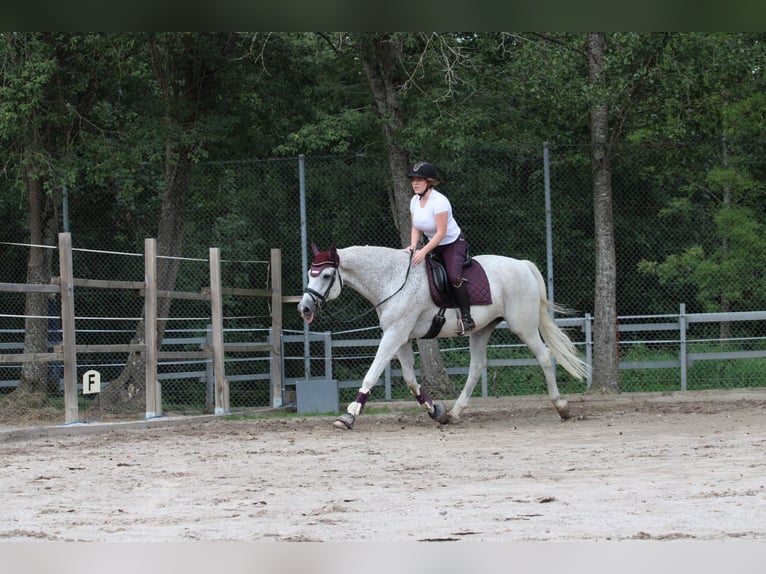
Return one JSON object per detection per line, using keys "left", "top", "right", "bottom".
{"left": 298, "top": 243, "right": 342, "bottom": 324}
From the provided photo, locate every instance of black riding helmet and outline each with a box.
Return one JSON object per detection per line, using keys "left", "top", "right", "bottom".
{"left": 407, "top": 161, "right": 440, "bottom": 182}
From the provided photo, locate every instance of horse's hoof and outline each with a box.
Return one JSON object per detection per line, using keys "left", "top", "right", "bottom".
{"left": 428, "top": 402, "right": 452, "bottom": 424}
{"left": 428, "top": 401, "right": 445, "bottom": 422}
{"left": 554, "top": 399, "right": 570, "bottom": 420}
{"left": 333, "top": 413, "right": 355, "bottom": 430}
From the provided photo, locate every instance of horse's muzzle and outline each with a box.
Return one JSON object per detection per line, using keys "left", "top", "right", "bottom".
{"left": 298, "top": 294, "right": 316, "bottom": 324}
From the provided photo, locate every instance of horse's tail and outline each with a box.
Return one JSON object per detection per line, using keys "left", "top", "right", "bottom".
{"left": 524, "top": 260, "right": 590, "bottom": 380}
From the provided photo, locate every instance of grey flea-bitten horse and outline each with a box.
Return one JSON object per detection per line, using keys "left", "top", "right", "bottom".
{"left": 298, "top": 244, "right": 589, "bottom": 430}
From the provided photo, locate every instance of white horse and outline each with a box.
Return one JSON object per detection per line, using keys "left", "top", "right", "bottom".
{"left": 298, "top": 244, "right": 588, "bottom": 430}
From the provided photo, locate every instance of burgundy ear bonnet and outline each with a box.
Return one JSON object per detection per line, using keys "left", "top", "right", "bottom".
{"left": 309, "top": 243, "right": 339, "bottom": 277}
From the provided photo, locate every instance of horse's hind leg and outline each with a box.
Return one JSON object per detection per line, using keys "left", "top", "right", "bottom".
{"left": 516, "top": 329, "right": 570, "bottom": 420}
{"left": 446, "top": 325, "right": 493, "bottom": 424}
{"left": 397, "top": 343, "right": 447, "bottom": 423}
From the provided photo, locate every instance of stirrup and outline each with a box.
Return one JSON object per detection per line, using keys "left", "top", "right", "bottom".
{"left": 456, "top": 315, "right": 475, "bottom": 335}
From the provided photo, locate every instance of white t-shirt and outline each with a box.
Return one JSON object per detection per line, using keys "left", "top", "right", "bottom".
{"left": 410, "top": 189, "right": 462, "bottom": 245}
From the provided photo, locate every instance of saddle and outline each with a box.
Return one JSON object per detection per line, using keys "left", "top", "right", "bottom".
{"left": 422, "top": 251, "right": 492, "bottom": 338}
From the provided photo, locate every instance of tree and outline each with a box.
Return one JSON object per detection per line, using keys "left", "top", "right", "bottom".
{"left": 351, "top": 32, "right": 460, "bottom": 398}
{"left": 587, "top": 33, "right": 619, "bottom": 393}
{"left": 633, "top": 33, "right": 766, "bottom": 325}
{"left": 98, "top": 33, "right": 326, "bottom": 411}
{"left": 0, "top": 33, "right": 116, "bottom": 411}
{"left": 102, "top": 33, "right": 241, "bottom": 411}
{"left": 581, "top": 33, "right": 673, "bottom": 393}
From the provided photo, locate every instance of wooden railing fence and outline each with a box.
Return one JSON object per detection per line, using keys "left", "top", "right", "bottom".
{"left": 0, "top": 232, "right": 299, "bottom": 423}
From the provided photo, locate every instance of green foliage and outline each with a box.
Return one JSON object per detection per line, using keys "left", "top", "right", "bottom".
{"left": 276, "top": 108, "right": 378, "bottom": 155}
{"left": 622, "top": 34, "right": 766, "bottom": 314}
{"left": 2, "top": 31, "right": 766, "bottom": 327}
{"left": 640, "top": 206, "right": 766, "bottom": 312}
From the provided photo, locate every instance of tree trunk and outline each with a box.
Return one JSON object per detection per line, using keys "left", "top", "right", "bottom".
{"left": 101, "top": 35, "right": 214, "bottom": 413}
{"left": 587, "top": 32, "right": 620, "bottom": 393}
{"left": 356, "top": 33, "right": 452, "bottom": 398}
{"left": 0, "top": 159, "right": 60, "bottom": 421}
{"left": 101, "top": 146, "right": 190, "bottom": 412}
{"left": 17, "top": 167, "right": 58, "bottom": 396}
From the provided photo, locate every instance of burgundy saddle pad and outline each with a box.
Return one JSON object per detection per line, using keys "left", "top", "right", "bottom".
{"left": 425, "top": 258, "right": 492, "bottom": 308}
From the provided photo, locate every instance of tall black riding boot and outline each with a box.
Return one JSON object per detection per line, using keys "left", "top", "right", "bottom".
{"left": 451, "top": 280, "right": 475, "bottom": 335}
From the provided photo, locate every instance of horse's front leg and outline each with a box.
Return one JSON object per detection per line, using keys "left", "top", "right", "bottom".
{"left": 333, "top": 330, "right": 408, "bottom": 430}
{"left": 447, "top": 325, "right": 493, "bottom": 424}
{"left": 396, "top": 342, "right": 448, "bottom": 423}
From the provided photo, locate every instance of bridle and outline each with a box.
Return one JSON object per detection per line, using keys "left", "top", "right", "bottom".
{"left": 303, "top": 262, "right": 343, "bottom": 312}
{"left": 303, "top": 248, "right": 414, "bottom": 323}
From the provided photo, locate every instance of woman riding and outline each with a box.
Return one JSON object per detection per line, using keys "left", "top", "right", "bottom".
{"left": 405, "top": 161, "right": 475, "bottom": 335}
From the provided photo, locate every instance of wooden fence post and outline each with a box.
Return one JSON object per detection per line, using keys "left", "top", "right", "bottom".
{"left": 209, "top": 247, "right": 228, "bottom": 414}
{"left": 270, "top": 248, "right": 283, "bottom": 407}
{"left": 58, "top": 232, "right": 78, "bottom": 424}
{"left": 144, "top": 238, "right": 159, "bottom": 418}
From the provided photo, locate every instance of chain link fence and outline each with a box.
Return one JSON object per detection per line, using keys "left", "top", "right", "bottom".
{"left": 1, "top": 141, "right": 765, "bottom": 424}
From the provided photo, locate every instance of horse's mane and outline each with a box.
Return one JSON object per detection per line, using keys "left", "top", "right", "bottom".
{"left": 341, "top": 245, "right": 410, "bottom": 261}
{"left": 345, "top": 245, "right": 402, "bottom": 253}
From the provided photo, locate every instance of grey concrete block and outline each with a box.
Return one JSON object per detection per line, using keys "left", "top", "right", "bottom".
{"left": 296, "top": 379, "right": 339, "bottom": 414}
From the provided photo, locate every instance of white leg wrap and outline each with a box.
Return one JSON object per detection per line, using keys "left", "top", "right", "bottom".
{"left": 347, "top": 388, "right": 371, "bottom": 416}
{"left": 347, "top": 401, "right": 364, "bottom": 416}
{"left": 346, "top": 401, "right": 362, "bottom": 417}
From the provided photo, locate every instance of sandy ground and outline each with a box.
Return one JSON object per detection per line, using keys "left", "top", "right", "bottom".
{"left": 1, "top": 389, "right": 765, "bottom": 543}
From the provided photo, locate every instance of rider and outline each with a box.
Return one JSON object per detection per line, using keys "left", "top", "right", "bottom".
{"left": 405, "top": 161, "right": 475, "bottom": 335}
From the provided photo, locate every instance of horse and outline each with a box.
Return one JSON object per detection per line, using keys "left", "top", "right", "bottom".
{"left": 298, "top": 243, "right": 589, "bottom": 430}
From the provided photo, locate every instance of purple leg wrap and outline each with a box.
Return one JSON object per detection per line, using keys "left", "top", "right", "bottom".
{"left": 355, "top": 391, "right": 369, "bottom": 409}
{"left": 415, "top": 389, "right": 433, "bottom": 407}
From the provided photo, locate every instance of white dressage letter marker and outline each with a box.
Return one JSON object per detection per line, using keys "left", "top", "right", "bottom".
{"left": 82, "top": 370, "right": 101, "bottom": 394}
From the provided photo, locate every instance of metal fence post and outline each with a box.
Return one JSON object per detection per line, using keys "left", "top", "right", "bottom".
{"left": 543, "top": 141, "right": 554, "bottom": 310}
{"left": 204, "top": 324, "right": 214, "bottom": 407}
{"left": 299, "top": 154, "right": 310, "bottom": 381}
{"left": 323, "top": 331, "right": 332, "bottom": 380}
{"left": 585, "top": 313, "right": 593, "bottom": 390}
{"left": 680, "top": 303, "right": 688, "bottom": 391}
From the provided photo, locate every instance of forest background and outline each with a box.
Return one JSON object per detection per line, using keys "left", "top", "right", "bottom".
{"left": 1, "top": 33, "right": 764, "bottom": 416}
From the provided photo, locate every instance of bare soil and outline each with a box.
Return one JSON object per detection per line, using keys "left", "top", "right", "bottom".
{"left": 1, "top": 389, "right": 765, "bottom": 542}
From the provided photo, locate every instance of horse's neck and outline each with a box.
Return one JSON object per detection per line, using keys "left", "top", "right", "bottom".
{"left": 339, "top": 246, "right": 408, "bottom": 304}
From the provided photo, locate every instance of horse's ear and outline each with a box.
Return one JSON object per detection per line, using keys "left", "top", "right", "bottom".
{"left": 311, "top": 242, "right": 320, "bottom": 256}
{"left": 329, "top": 244, "right": 338, "bottom": 262}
